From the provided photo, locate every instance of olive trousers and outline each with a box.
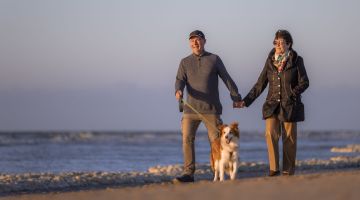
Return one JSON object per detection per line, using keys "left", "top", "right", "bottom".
{"left": 181, "top": 114, "right": 221, "bottom": 175}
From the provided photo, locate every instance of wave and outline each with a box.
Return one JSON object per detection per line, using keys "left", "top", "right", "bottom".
{"left": 331, "top": 144, "right": 360, "bottom": 153}
{"left": 0, "top": 131, "right": 181, "bottom": 145}
{"left": 0, "top": 130, "right": 359, "bottom": 145}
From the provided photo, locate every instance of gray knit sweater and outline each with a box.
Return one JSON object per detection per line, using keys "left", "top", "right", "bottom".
{"left": 175, "top": 51, "right": 242, "bottom": 114}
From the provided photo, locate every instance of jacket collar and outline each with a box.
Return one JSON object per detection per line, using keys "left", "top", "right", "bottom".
{"left": 268, "top": 48, "right": 298, "bottom": 71}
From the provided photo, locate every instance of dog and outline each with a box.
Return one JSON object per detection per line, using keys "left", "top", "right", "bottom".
{"left": 210, "top": 122, "right": 240, "bottom": 181}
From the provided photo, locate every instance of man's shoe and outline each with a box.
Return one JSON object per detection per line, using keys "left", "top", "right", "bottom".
{"left": 172, "top": 174, "right": 194, "bottom": 183}
{"left": 268, "top": 170, "right": 280, "bottom": 177}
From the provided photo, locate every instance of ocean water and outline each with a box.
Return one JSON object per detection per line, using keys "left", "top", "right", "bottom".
{"left": 0, "top": 131, "right": 359, "bottom": 174}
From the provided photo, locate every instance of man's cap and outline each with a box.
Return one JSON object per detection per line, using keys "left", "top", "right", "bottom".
{"left": 189, "top": 30, "right": 205, "bottom": 40}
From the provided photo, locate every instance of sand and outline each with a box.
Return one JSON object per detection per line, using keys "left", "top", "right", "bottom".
{"left": 2, "top": 169, "right": 360, "bottom": 200}
{"left": 1, "top": 156, "right": 359, "bottom": 196}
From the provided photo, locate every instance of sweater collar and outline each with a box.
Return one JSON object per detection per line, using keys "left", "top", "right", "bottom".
{"left": 192, "top": 51, "right": 208, "bottom": 58}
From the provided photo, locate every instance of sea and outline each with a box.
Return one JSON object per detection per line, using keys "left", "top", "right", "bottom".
{"left": 0, "top": 131, "right": 359, "bottom": 174}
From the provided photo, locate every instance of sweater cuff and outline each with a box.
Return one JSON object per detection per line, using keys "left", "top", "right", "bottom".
{"left": 231, "top": 94, "right": 242, "bottom": 102}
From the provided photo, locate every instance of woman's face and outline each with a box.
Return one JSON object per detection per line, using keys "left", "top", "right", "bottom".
{"left": 273, "top": 38, "right": 290, "bottom": 54}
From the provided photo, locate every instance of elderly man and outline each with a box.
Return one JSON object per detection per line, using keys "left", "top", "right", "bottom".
{"left": 174, "top": 30, "right": 242, "bottom": 183}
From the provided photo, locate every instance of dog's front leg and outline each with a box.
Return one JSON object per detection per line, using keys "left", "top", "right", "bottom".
{"left": 219, "top": 160, "right": 225, "bottom": 181}
{"left": 213, "top": 171, "right": 218, "bottom": 182}
{"left": 213, "top": 161, "right": 219, "bottom": 181}
{"left": 230, "top": 161, "right": 238, "bottom": 180}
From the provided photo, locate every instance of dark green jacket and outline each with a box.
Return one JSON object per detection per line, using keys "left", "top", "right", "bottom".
{"left": 243, "top": 49, "right": 309, "bottom": 122}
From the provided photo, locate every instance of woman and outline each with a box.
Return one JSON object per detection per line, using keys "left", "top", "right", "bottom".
{"left": 237, "top": 30, "right": 309, "bottom": 176}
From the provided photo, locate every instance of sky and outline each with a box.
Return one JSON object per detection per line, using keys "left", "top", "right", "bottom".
{"left": 1, "top": 0, "right": 360, "bottom": 131}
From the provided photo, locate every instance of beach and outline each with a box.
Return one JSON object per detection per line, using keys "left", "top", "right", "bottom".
{"left": 2, "top": 0, "right": 360, "bottom": 199}
{"left": 0, "top": 131, "right": 359, "bottom": 197}
{"left": 2, "top": 169, "right": 359, "bottom": 200}
{"left": 0, "top": 156, "right": 359, "bottom": 197}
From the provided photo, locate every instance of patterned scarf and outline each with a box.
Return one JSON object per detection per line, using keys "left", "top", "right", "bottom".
{"left": 273, "top": 51, "right": 290, "bottom": 72}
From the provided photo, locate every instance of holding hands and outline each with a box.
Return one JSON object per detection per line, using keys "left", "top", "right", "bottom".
{"left": 233, "top": 101, "right": 246, "bottom": 108}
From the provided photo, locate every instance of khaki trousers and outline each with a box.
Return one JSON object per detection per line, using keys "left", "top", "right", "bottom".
{"left": 265, "top": 116, "right": 297, "bottom": 174}
{"left": 181, "top": 114, "right": 221, "bottom": 175}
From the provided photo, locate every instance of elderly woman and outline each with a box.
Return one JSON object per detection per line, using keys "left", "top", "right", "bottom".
{"left": 237, "top": 30, "right": 309, "bottom": 176}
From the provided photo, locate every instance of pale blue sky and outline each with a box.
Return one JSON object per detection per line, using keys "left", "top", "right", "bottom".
{"left": 1, "top": 0, "right": 360, "bottom": 131}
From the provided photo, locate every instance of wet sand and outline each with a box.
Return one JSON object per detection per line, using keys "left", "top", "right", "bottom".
{"left": 3, "top": 169, "right": 360, "bottom": 200}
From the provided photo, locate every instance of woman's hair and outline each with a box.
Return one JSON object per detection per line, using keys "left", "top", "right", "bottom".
{"left": 274, "top": 29, "right": 293, "bottom": 49}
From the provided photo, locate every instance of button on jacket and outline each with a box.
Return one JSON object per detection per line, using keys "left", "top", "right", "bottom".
{"left": 243, "top": 49, "right": 309, "bottom": 122}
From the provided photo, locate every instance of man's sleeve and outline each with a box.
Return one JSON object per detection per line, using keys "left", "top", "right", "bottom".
{"left": 175, "top": 59, "right": 186, "bottom": 94}
{"left": 216, "top": 56, "right": 242, "bottom": 102}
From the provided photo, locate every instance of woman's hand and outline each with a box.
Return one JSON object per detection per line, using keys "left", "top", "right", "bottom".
{"left": 233, "top": 101, "right": 245, "bottom": 108}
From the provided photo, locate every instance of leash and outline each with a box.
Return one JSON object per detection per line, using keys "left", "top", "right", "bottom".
{"left": 179, "top": 98, "right": 220, "bottom": 133}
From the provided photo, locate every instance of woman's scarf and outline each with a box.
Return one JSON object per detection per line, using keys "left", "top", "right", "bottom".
{"left": 273, "top": 51, "right": 290, "bottom": 72}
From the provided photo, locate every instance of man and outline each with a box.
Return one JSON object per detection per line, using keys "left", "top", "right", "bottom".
{"left": 174, "top": 30, "right": 242, "bottom": 183}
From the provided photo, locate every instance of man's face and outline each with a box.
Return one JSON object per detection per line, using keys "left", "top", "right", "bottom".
{"left": 189, "top": 36, "right": 206, "bottom": 55}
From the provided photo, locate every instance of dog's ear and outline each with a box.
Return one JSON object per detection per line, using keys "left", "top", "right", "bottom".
{"left": 231, "top": 122, "right": 240, "bottom": 137}
{"left": 230, "top": 122, "right": 239, "bottom": 129}
{"left": 217, "top": 124, "right": 226, "bottom": 133}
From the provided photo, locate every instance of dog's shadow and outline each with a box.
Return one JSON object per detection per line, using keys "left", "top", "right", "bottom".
{"left": 194, "top": 166, "right": 269, "bottom": 182}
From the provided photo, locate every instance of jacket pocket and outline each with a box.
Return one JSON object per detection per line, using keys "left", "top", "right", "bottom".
{"left": 262, "top": 101, "right": 279, "bottom": 119}
{"left": 283, "top": 101, "right": 304, "bottom": 121}
{"left": 288, "top": 86, "right": 298, "bottom": 102}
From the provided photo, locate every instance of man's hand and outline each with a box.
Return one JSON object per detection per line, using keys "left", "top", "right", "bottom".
{"left": 175, "top": 90, "right": 183, "bottom": 101}
{"left": 233, "top": 101, "right": 245, "bottom": 108}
